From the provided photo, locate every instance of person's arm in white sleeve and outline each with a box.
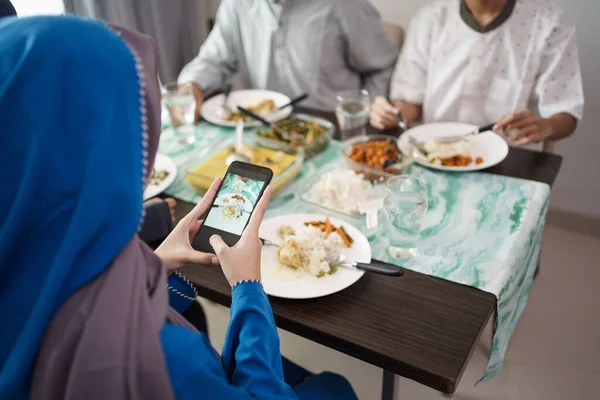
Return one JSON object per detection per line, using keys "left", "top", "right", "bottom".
{"left": 177, "top": 0, "right": 239, "bottom": 100}
{"left": 371, "top": 7, "right": 434, "bottom": 130}
{"left": 495, "top": 16, "right": 583, "bottom": 145}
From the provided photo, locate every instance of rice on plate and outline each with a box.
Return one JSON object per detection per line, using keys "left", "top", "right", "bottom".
{"left": 277, "top": 225, "right": 345, "bottom": 277}
{"left": 308, "top": 170, "right": 373, "bottom": 214}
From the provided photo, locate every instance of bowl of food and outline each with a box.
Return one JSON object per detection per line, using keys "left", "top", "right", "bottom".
{"left": 342, "top": 134, "right": 413, "bottom": 182}
{"left": 184, "top": 141, "right": 304, "bottom": 195}
{"left": 254, "top": 113, "right": 334, "bottom": 158}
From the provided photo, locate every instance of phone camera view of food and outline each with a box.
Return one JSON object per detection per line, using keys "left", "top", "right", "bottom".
{"left": 204, "top": 173, "right": 263, "bottom": 236}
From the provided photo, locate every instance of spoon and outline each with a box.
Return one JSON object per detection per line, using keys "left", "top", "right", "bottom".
{"left": 225, "top": 120, "right": 250, "bottom": 166}
{"left": 216, "top": 83, "right": 233, "bottom": 120}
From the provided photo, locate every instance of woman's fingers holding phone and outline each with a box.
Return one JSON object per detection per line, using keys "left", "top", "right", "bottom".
{"left": 186, "top": 177, "right": 222, "bottom": 223}
{"left": 242, "top": 185, "right": 273, "bottom": 240}
{"left": 210, "top": 185, "right": 273, "bottom": 286}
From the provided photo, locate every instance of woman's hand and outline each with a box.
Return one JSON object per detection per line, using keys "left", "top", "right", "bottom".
{"left": 155, "top": 177, "right": 221, "bottom": 272}
{"left": 209, "top": 185, "right": 273, "bottom": 286}
{"left": 493, "top": 110, "right": 553, "bottom": 146}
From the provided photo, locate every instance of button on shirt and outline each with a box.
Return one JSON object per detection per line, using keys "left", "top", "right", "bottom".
{"left": 178, "top": 0, "right": 399, "bottom": 111}
{"left": 390, "top": 0, "right": 584, "bottom": 127}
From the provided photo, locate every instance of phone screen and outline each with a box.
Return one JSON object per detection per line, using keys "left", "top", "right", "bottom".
{"left": 194, "top": 162, "right": 272, "bottom": 253}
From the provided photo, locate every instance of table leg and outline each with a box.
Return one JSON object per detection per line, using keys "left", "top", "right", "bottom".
{"left": 381, "top": 370, "right": 400, "bottom": 400}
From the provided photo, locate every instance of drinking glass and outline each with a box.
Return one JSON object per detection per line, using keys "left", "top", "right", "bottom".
{"left": 162, "top": 82, "right": 197, "bottom": 145}
{"left": 335, "top": 90, "right": 370, "bottom": 140}
{"left": 384, "top": 175, "right": 429, "bottom": 259}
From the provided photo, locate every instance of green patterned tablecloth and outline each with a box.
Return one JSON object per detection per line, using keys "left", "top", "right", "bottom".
{"left": 159, "top": 123, "right": 549, "bottom": 383}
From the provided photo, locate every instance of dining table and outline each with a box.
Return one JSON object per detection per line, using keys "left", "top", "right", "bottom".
{"left": 165, "top": 107, "right": 562, "bottom": 399}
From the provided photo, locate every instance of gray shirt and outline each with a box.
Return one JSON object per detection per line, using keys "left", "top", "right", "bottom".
{"left": 178, "top": 0, "right": 399, "bottom": 110}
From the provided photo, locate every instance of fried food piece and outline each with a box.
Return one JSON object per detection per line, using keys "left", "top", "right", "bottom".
{"left": 278, "top": 239, "right": 309, "bottom": 270}
{"left": 277, "top": 225, "right": 296, "bottom": 239}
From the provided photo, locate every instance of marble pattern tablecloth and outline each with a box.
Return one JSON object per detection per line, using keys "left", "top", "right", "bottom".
{"left": 159, "top": 123, "right": 550, "bottom": 383}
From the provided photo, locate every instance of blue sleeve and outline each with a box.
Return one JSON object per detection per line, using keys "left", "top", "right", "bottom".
{"left": 167, "top": 273, "right": 195, "bottom": 314}
{"left": 160, "top": 281, "right": 297, "bottom": 400}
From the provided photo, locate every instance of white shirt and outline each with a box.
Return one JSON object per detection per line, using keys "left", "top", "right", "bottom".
{"left": 391, "top": 0, "right": 584, "bottom": 129}
{"left": 178, "top": 0, "right": 398, "bottom": 110}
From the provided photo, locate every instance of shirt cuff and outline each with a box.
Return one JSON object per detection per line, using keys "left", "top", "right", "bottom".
{"left": 168, "top": 273, "right": 197, "bottom": 313}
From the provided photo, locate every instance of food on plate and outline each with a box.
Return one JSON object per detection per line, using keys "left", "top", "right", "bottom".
{"left": 231, "top": 194, "right": 246, "bottom": 203}
{"left": 222, "top": 204, "right": 243, "bottom": 219}
{"left": 257, "top": 118, "right": 326, "bottom": 146}
{"left": 308, "top": 170, "right": 373, "bottom": 214}
{"left": 226, "top": 99, "right": 276, "bottom": 122}
{"left": 423, "top": 139, "right": 484, "bottom": 167}
{"left": 304, "top": 219, "right": 353, "bottom": 247}
{"left": 349, "top": 140, "right": 399, "bottom": 171}
{"left": 149, "top": 169, "right": 170, "bottom": 187}
{"left": 276, "top": 218, "right": 351, "bottom": 277}
{"left": 220, "top": 194, "right": 246, "bottom": 221}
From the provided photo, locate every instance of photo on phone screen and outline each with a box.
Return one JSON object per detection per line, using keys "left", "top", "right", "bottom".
{"left": 203, "top": 172, "right": 264, "bottom": 235}
{"left": 194, "top": 162, "right": 273, "bottom": 254}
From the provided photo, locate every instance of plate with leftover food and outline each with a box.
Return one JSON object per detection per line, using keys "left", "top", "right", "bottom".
{"left": 143, "top": 153, "right": 177, "bottom": 200}
{"left": 259, "top": 213, "right": 371, "bottom": 299}
{"left": 255, "top": 113, "right": 334, "bottom": 157}
{"left": 398, "top": 122, "right": 509, "bottom": 172}
{"left": 201, "top": 89, "right": 292, "bottom": 127}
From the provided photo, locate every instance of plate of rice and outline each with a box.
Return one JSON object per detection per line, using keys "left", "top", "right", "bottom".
{"left": 259, "top": 213, "right": 371, "bottom": 299}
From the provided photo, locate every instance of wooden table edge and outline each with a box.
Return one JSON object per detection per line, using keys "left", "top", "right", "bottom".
{"left": 191, "top": 276, "right": 497, "bottom": 394}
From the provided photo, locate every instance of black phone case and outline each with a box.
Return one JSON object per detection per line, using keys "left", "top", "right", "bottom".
{"left": 193, "top": 161, "right": 273, "bottom": 255}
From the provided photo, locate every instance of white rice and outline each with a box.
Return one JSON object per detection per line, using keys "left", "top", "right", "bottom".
{"left": 423, "top": 140, "right": 472, "bottom": 164}
{"left": 285, "top": 225, "right": 344, "bottom": 277}
{"left": 308, "top": 170, "right": 373, "bottom": 214}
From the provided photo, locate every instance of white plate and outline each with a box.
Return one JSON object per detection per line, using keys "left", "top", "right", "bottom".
{"left": 201, "top": 89, "right": 292, "bottom": 127}
{"left": 398, "top": 122, "right": 509, "bottom": 172}
{"left": 143, "top": 153, "right": 177, "bottom": 200}
{"left": 214, "top": 193, "right": 253, "bottom": 213}
{"left": 259, "top": 213, "right": 371, "bottom": 299}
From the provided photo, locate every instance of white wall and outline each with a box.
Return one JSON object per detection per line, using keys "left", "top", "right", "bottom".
{"left": 371, "top": 0, "right": 600, "bottom": 218}
{"left": 11, "top": 0, "right": 63, "bottom": 16}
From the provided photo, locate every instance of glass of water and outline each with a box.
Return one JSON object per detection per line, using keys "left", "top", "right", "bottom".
{"left": 162, "top": 82, "right": 197, "bottom": 145}
{"left": 384, "top": 175, "right": 428, "bottom": 259}
{"left": 335, "top": 90, "right": 370, "bottom": 140}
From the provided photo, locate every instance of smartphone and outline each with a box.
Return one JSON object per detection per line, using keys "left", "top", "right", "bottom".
{"left": 193, "top": 161, "right": 273, "bottom": 254}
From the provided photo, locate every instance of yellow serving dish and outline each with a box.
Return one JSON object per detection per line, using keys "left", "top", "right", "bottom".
{"left": 185, "top": 143, "right": 304, "bottom": 195}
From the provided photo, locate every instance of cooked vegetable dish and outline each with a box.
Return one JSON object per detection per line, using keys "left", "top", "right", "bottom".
{"left": 349, "top": 140, "right": 399, "bottom": 171}
{"left": 257, "top": 118, "right": 326, "bottom": 146}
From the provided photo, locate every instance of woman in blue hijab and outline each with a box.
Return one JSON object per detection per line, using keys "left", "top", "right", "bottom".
{"left": 0, "top": 16, "right": 357, "bottom": 400}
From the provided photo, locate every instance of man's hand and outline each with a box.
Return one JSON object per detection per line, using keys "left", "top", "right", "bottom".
{"left": 370, "top": 97, "right": 421, "bottom": 130}
{"left": 493, "top": 110, "right": 554, "bottom": 146}
{"left": 172, "top": 82, "right": 203, "bottom": 125}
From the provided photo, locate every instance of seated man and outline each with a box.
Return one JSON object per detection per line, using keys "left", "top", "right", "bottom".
{"left": 178, "top": 0, "right": 399, "bottom": 116}
{"left": 371, "top": 0, "right": 584, "bottom": 149}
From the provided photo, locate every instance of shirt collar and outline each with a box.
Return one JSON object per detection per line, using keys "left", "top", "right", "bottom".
{"left": 460, "top": 0, "right": 516, "bottom": 33}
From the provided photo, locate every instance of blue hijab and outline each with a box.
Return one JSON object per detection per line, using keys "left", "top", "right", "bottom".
{"left": 0, "top": 16, "right": 145, "bottom": 398}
